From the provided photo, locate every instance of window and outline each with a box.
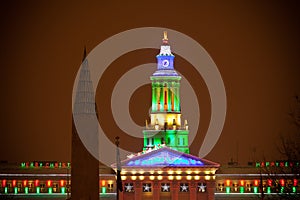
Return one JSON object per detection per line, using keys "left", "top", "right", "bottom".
{"left": 161, "top": 137, "right": 164, "bottom": 144}
{"left": 108, "top": 183, "right": 113, "bottom": 189}
{"left": 143, "top": 183, "right": 152, "bottom": 192}
{"left": 124, "top": 183, "right": 134, "bottom": 193}
{"left": 146, "top": 138, "right": 149, "bottom": 146}
{"left": 180, "top": 183, "right": 189, "bottom": 192}
{"left": 218, "top": 183, "right": 224, "bottom": 191}
{"left": 167, "top": 137, "right": 170, "bottom": 144}
{"left": 161, "top": 183, "right": 170, "bottom": 192}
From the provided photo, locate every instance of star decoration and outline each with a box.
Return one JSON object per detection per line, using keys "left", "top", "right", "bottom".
{"left": 161, "top": 183, "right": 170, "bottom": 192}
{"left": 125, "top": 183, "right": 134, "bottom": 192}
{"left": 198, "top": 183, "right": 206, "bottom": 192}
{"left": 143, "top": 184, "right": 151, "bottom": 192}
{"left": 180, "top": 183, "right": 189, "bottom": 192}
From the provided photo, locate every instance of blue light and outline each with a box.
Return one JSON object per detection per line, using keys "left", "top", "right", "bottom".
{"left": 125, "top": 150, "right": 203, "bottom": 167}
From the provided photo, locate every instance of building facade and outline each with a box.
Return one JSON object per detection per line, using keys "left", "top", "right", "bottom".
{"left": 0, "top": 161, "right": 299, "bottom": 200}
{"left": 1, "top": 33, "right": 299, "bottom": 200}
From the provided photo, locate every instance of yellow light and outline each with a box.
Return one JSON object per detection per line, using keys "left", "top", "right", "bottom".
{"left": 176, "top": 176, "right": 181, "bottom": 180}
{"left": 204, "top": 171, "right": 210, "bottom": 174}
{"left": 205, "top": 175, "right": 210, "bottom": 180}
{"left": 131, "top": 176, "right": 137, "bottom": 180}
{"left": 187, "top": 175, "right": 192, "bottom": 180}
{"left": 131, "top": 170, "right": 137, "bottom": 175}
{"left": 138, "top": 170, "right": 144, "bottom": 174}
{"left": 150, "top": 170, "right": 155, "bottom": 174}
{"left": 121, "top": 171, "right": 127, "bottom": 175}
{"left": 176, "top": 170, "right": 182, "bottom": 174}
{"left": 157, "top": 170, "right": 163, "bottom": 174}
{"left": 139, "top": 176, "right": 144, "bottom": 180}
{"left": 194, "top": 176, "right": 200, "bottom": 180}
{"left": 212, "top": 176, "right": 216, "bottom": 180}
{"left": 168, "top": 176, "right": 174, "bottom": 180}
{"left": 194, "top": 170, "right": 200, "bottom": 174}
{"left": 168, "top": 170, "right": 174, "bottom": 174}
{"left": 108, "top": 180, "right": 113, "bottom": 184}
{"left": 186, "top": 170, "right": 192, "bottom": 174}
{"left": 150, "top": 175, "right": 155, "bottom": 180}
{"left": 157, "top": 175, "right": 163, "bottom": 180}
{"left": 121, "top": 176, "right": 126, "bottom": 180}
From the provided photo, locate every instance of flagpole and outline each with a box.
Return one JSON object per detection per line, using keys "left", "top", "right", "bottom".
{"left": 115, "top": 136, "right": 122, "bottom": 200}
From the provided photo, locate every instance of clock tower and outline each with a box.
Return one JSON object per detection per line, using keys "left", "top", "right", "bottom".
{"left": 143, "top": 32, "right": 189, "bottom": 153}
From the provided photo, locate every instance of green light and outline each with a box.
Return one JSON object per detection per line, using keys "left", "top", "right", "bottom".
{"left": 240, "top": 186, "right": 244, "bottom": 193}
{"left": 4, "top": 187, "right": 8, "bottom": 194}
{"left": 36, "top": 187, "right": 40, "bottom": 194}
{"left": 253, "top": 187, "right": 258, "bottom": 193}
{"left": 61, "top": 187, "right": 65, "bottom": 194}
{"left": 267, "top": 187, "right": 271, "bottom": 194}
{"left": 280, "top": 186, "right": 284, "bottom": 193}
{"left": 102, "top": 187, "right": 106, "bottom": 194}
{"left": 25, "top": 187, "right": 29, "bottom": 194}
{"left": 226, "top": 187, "right": 230, "bottom": 193}
{"left": 292, "top": 186, "right": 296, "bottom": 193}
{"left": 48, "top": 187, "right": 52, "bottom": 194}
{"left": 14, "top": 187, "right": 18, "bottom": 194}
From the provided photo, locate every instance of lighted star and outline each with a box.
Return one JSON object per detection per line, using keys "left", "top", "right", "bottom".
{"left": 161, "top": 183, "right": 170, "bottom": 192}
{"left": 143, "top": 184, "right": 151, "bottom": 192}
{"left": 198, "top": 183, "right": 206, "bottom": 192}
{"left": 125, "top": 184, "right": 133, "bottom": 192}
{"left": 180, "top": 184, "right": 189, "bottom": 192}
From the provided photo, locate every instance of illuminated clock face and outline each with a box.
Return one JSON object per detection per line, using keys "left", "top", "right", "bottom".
{"left": 162, "top": 59, "right": 169, "bottom": 67}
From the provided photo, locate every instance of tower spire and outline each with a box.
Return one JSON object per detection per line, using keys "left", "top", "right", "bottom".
{"left": 82, "top": 46, "right": 87, "bottom": 62}
{"left": 162, "top": 31, "right": 168, "bottom": 44}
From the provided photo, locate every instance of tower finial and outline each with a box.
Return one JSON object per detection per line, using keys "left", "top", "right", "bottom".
{"left": 82, "top": 46, "right": 87, "bottom": 62}
{"left": 162, "top": 31, "right": 168, "bottom": 44}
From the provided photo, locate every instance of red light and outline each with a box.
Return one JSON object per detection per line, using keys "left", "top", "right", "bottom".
{"left": 35, "top": 180, "right": 39, "bottom": 187}
{"left": 60, "top": 180, "right": 65, "bottom": 187}
{"left": 101, "top": 180, "right": 106, "bottom": 187}
{"left": 23, "top": 180, "right": 27, "bottom": 187}
{"left": 267, "top": 179, "right": 272, "bottom": 186}
{"left": 47, "top": 180, "right": 52, "bottom": 187}
{"left": 254, "top": 180, "right": 259, "bottom": 186}
{"left": 280, "top": 179, "right": 285, "bottom": 186}
{"left": 12, "top": 180, "right": 16, "bottom": 187}
{"left": 240, "top": 180, "right": 245, "bottom": 186}
{"left": 2, "top": 180, "right": 6, "bottom": 187}
{"left": 294, "top": 179, "right": 298, "bottom": 186}
{"left": 226, "top": 180, "right": 230, "bottom": 186}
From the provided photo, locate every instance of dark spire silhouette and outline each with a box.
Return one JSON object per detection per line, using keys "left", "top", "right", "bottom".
{"left": 82, "top": 46, "right": 87, "bottom": 62}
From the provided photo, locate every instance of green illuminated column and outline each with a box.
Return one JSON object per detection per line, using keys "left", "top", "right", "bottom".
{"left": 25, "top": 187, "right": 29, "bottom": 194}
{"left": 36, "top": 187, "right": 40, "bottom": 194}
{"left": 152, "top": 84, "right": 156, "bottom": 111}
